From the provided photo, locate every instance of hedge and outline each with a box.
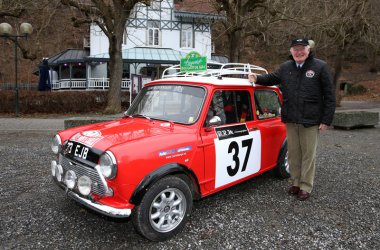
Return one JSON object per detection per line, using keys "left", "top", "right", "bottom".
{"left": 0, "top": 90, "right": 131, "bottom": 114}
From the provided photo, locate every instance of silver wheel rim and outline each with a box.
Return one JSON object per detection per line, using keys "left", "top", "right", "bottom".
{"left": 285, "top": 151, "right": 290, "bottom": 174}
{"left": 149, "top": 187, "right": 186, "bottom": 233}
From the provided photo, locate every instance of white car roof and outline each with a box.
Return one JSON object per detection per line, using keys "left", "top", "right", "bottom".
{"left": 150, "top": 77, "right": 279, "bottom": 90}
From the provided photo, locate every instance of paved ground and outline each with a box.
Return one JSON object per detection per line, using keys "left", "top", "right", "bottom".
{"left": 0, "top": 101, "right": 379, "bottom": 249}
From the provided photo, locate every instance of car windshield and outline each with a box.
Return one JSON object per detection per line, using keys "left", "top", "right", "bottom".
{"left": 126, "top": 84, "right": 206, "bottom": 124}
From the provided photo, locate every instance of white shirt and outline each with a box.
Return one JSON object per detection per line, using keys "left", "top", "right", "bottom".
{"left": 296, "top": 63, "right": 304, "bottom": 68}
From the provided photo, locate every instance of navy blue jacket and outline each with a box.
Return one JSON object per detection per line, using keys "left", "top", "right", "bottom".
{"left": 256, "top": 54, "right": 336, "bottom": 126}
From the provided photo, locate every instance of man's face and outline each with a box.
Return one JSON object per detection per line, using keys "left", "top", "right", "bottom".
{"left": 290, "top": 45, "right": 310, "bottom": 64}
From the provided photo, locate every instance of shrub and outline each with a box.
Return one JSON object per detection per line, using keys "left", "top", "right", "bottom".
{"left": 348, "top": 84, "right": 367, "bottom": 95}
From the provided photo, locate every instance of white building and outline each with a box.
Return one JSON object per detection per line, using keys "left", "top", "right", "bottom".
{"left": 48, "top": 0, "right": 226, "bottom": 90}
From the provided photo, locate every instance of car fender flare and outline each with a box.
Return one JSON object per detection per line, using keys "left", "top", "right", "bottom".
{"left": 129, "top": 163, "right": 200, "bottom": 205}
{"left": 277, "top": 139, "right": 287, "bottom": 163}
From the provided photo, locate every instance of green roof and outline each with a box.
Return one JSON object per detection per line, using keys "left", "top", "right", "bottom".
{"left": 87, "top": 47, "right": 189, "bottom": 64}
{"left": 47, "top": 49, "right": 89, "bottom": 66}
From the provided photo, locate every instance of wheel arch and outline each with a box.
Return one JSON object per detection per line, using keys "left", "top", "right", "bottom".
{"left": 273, "top": 138, "right": 290, "bottom": 179}
{"left": 129, "top": 163, "right": 201, "bottom": 205}
{"left": 277, "top": 138, "right": 287, "bottom": 165}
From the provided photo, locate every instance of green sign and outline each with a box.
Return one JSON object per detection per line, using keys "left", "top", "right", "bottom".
{"left": 180, "top": 51, "right": 207, "bottom": 72}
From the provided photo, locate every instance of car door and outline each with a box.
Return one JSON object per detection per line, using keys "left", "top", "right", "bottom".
{"left": 200, "top": 89, "right": 262, "bottom": 193}
{"left": 253, "top": 88, "right": 286, "bottom": 171}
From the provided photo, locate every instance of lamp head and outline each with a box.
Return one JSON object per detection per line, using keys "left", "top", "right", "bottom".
{"left": 0, "top": 23, "right": 13, "bottom": 36}
{"left": 20, "top": 23, "right": 33, "bottom": 36}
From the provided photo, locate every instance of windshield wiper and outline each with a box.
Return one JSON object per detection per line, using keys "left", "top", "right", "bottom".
{"left": 130, "top": 114, "right": 151, "bottom": 121}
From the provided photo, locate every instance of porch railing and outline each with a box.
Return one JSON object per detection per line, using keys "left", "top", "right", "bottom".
{"left": 51, "top": 78, "right": 131, "bottom": 90}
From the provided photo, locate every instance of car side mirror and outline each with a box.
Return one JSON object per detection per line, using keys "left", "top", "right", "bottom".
{"left": 209, "top": 116, "right": 222, "bottom": 126}
{"left": 205, "top": 116, "right": 221, "bottom": 131}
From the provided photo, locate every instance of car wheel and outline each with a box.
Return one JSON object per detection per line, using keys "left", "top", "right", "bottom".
{"left": 132, "top": 175, "right": 193, "bottom": 241}
{"left": 274, "top": 143, "right": 290, "bottom": 179}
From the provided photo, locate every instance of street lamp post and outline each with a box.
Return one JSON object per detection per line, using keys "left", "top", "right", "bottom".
{"left": 0, "top": 22, "right": 33, "bottom": 116}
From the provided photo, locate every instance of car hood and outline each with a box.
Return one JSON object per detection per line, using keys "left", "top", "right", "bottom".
{"left": 65, "top": 118, "right": 192, "bottom": 152}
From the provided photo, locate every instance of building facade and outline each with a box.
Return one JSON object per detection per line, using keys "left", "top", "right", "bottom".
{"left": 49, "top": 0, "right": 224, "bottom": 91}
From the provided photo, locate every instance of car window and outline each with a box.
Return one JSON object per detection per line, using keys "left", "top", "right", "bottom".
{"left": 127, "top": 85, "right": 205, "bottom": 124}
{"left": 254, "top": 90, "right": 281, "bottom": 119}
{"left": 205, "top": 90, "right": 253, "bottom": 126}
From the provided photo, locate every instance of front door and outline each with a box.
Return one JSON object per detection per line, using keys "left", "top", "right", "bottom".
{"left": 200, "top": 89, "right": 262, "bottom": 193}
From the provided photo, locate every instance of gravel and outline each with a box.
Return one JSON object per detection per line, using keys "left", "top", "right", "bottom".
{"left": 0, "top": 124, "right": 379, "bottom": 249}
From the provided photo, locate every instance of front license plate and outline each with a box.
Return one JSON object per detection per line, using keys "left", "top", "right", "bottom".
{"left": 65, "top": 141, "right": 90, "bottom": 160}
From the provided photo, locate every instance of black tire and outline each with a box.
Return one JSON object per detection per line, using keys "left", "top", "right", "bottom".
{"left": 274, "top": 142, "right": 290, "bottom": 179}
{"left": 131, "top": 175, "right": 193, "bottom": 241}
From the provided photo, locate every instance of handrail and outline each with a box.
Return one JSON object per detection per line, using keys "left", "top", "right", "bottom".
{"left": 51, "top": 78, "right": 131, "bottom": 90}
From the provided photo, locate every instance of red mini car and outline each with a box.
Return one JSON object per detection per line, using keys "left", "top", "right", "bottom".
{"left": 51, "top": 64, "right": 289, "bottom": 241}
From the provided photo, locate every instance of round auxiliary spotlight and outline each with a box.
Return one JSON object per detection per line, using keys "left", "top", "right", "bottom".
{"left": 55, "top": 164, "right": 63, "bottom": 182}
{"left": 64, "top": 170, "right": 77, "bottom": 189}
{"left": 51, "top": 161, "right": 57, "bottom": 177}
{"left": 78, "top": 176, "right": 92, "bottom": 196}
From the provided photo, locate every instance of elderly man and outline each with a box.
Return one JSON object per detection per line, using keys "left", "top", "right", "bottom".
{"left": 249, "top": 38, "right": 335, "bottom": 200}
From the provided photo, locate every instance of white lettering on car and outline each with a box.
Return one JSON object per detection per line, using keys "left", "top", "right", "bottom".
{"left": 74, "top": 144, "right": 89, "bottom": 160}
{"left": 66, "top": 142, "right": 73, "bottom": 154}
{"left": 74, "top": 145, "right": 81, "bottom": 157}
{"left": 82, "top": 147, "right": 89, "bottom": 159}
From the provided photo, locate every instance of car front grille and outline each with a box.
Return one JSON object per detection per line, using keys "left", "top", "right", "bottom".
{"left": 59, "top": 155, "right": 106, "bottom": 197}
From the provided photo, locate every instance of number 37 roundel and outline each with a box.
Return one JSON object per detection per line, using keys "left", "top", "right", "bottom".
{"left": 214, "top": 124, "right": 261, "bottom": 188}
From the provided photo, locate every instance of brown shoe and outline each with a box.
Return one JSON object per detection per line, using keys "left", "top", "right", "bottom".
{"left": 288, "top": 186, "right": 300, "bottom": 195}
{"left": 297, "top": 190, "right": 310, "bottom": 201}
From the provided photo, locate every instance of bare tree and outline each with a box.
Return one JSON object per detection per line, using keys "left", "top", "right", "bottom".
{"left": 61, "top": 0, "right": 152, "bottom": 113}
{"left": 363, "top": 0, "right": 380, "bottom": 72}
{"left": 246, "top": 0, "right": 372, "bottom": 106}
{"left": 0, "top": 0, "right": 26, "bottom": 18}
{"left": 314, "top": 0, "right": 370, "bottom": 106}
{"left": 210, "top": 0, "right": 286, "bottom": 62}
{"left": 0, "top": 0, "right": 70, "bottom": 84}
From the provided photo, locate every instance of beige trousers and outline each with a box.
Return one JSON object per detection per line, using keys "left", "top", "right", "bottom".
{"left": 286, "top": 123, "right": 319, "bottom": 193}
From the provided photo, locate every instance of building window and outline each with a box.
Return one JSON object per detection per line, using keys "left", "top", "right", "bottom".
{"left": 181, "top": 24, "right": 193, "bottom": 48}
{"left": 151, "top": 0, "right": 160, "bottom": 10}
{"left": 147, "top": 20, "right": 160, "bottom": 46}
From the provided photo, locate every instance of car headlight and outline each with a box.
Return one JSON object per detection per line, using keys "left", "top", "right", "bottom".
{"left": 99, "top": 151, "right": 117, "bottom": 179}
{"left": 51, "top": 135, "right": 62, "bottom": 154}
{"left": 78, "top": 175, "right": 92, "bottom": 196}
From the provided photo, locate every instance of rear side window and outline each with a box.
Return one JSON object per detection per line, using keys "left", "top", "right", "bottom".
{"left": 254, "top": 90, "right": 281, "bottom": 119}
{"left": 205, "top": 90, "right": 253, "bottom": 126}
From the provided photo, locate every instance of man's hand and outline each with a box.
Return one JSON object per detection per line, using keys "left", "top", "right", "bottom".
{"left": 319, "top": 124, "right": 329, "bottom": 130}
{"left": 248, "top": 73, "right": 257, "bottom": 83}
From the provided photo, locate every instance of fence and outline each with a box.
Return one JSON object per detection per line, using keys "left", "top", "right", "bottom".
{"left": 3, "top": 78, "right": 138, "bottom": 92}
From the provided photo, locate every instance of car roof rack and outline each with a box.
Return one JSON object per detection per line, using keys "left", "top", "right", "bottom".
{"left": 161, "top": 63, "right": 268, "bottom": 84}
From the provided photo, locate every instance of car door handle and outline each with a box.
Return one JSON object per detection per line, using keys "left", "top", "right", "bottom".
{"left": 249, "top": 127, "right": 259, "bottom": 131}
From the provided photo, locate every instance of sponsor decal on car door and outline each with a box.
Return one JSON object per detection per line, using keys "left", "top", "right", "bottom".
{"left": 214, "top": 124, "right": 261, "bottom": 188}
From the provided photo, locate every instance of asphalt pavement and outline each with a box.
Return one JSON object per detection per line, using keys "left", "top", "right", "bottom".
{"left": 0, "top": 101, "right": 379, "bottom": 249}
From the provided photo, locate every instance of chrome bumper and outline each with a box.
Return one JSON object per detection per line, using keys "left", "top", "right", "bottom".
{"left": 53, "top": 177, "right": 131, "bottom": 218}
{"left": 67, "top": 191, "right": 132, "bottom": 218}
{"left": 52, "top": 158, "right": 132, "bottom": 218}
